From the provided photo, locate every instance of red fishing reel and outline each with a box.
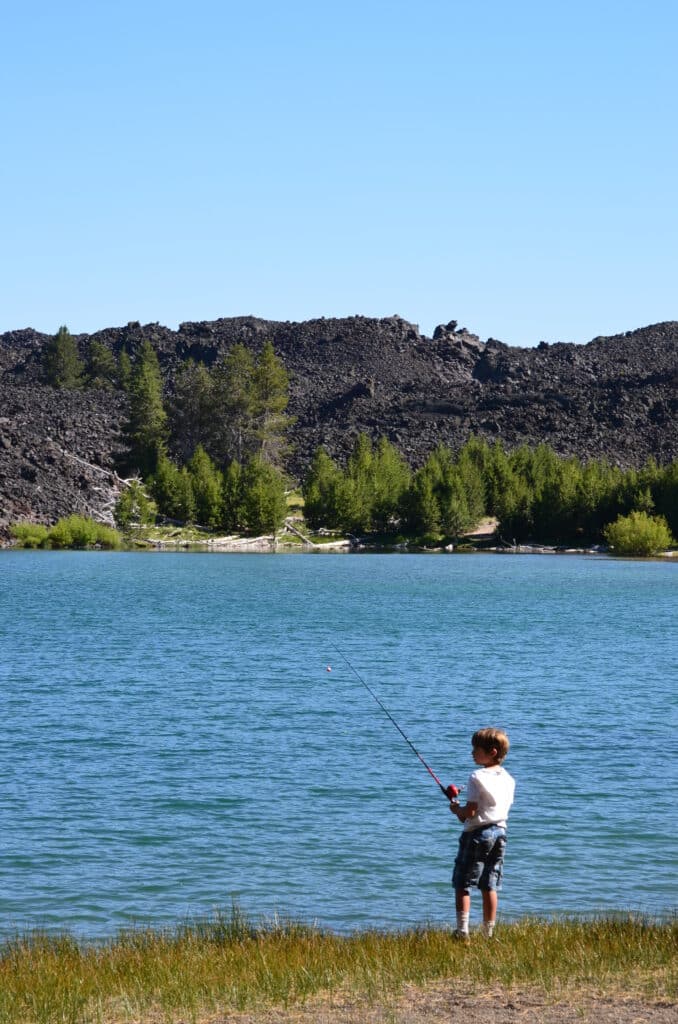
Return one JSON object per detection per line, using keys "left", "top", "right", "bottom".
{"left": 444, "top": 783, "right": 461, "bottom": 800}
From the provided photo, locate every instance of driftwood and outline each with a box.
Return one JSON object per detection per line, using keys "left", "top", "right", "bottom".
{"left": 52, "top": 444, "right": 139, "bottom": 526}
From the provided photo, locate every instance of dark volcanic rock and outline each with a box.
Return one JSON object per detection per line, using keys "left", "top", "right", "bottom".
{"left": 0, "top": 383, "right": 128, "bottom": 535}
{"left": 0, "top": 315, "right": 676, "bottom": 536}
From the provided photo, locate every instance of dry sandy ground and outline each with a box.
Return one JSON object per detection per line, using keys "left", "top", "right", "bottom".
{"left": 187, "top": 981, "right": 676, "bottom": 1024}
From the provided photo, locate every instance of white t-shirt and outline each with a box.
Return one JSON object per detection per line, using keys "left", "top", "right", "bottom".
{"left": 463, "top": 765, "right": 515, "bottom": 832}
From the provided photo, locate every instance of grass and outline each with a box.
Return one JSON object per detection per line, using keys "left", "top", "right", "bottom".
{"left": 0, "top": 910, "right": 674, "bottom": 1023}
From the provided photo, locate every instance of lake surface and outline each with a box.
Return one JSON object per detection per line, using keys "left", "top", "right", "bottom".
{"left": 1, "top": 550, "right": 676, "bottom": 939}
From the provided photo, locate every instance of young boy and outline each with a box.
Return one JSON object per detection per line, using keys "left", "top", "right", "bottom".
{"left": 449, "top": 727, "right": 515, "bottom": 938}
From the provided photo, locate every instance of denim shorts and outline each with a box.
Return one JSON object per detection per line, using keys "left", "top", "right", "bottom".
{"left": 452, "top": 823, "right": 507, "bottom": 892}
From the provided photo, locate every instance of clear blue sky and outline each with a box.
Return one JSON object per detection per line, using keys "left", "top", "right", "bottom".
{"left": 2, "top": 1, "right": 676, "bottom": 345}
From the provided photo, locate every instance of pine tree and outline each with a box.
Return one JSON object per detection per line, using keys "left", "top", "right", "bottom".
{"left": 573, "top": 459, "right": 622, "bottom": 539}
{"left": 43, "top": 325, "right": 84, "bottom": 388}
{"left": 341, "top": 433, "right": 376, "bottom": 532}
{"left": 651, "top": 461, "right": 678, "bottom": 536}
{"left": 213, "top": 343, "right": 256, "bottom": 464}
{"left": 405, "top": 465, "right": 441, "bottom": 535}
{"left": 371, "top": 437, "right": 411, "bottom": 532}
{"left": 187, "top": 445, "right": 223, "bottom": 528}
{"left": 127, "top": 340, "right": 168, "bottom": 477}
{"left": 86, "top": 339, "right": 118, "bottom": 389}
{"left": 170, "top": 360, "right": 218, "bottom": 463}
{"left": 240, "top": 456, "right": 288, "bottom": 534}
{"left": 302, "top": 447, "right": 344, "bottom": 530}
{"left": 150, "top": 454, "right": 196, "bottom": 522}
{"left": 114, "top": 480, "right": 156, "bottom": 529}
{"left": 456, "top": 440, "right": 488, "bottom": 524}
{"left": 222, "top": 459, "right": 244, "bottom": 531}
{"left": 252, "top": 340, "right": 292, "bottom": 465}
{"left": 118, "top": 349, "right": 133, "bottom": 390}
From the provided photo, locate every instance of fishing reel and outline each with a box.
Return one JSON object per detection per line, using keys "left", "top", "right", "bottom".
{"left": 443, "top": 783, "right": 461, "bottom": 801}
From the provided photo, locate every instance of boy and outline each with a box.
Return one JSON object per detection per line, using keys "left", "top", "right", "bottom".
{"left": 449, "top": 727, "right": 515, "bottom": 938}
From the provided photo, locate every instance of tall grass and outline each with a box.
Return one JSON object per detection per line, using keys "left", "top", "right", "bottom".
{"left": 11, "top": 516, "right": 122, "bottom": 550}
{"left": 0, "top": 910, "right": 674, "bottom": 1023}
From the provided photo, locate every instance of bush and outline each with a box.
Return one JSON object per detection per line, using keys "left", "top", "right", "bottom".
{"left": 10, "top": 523, "right": 50, "bottom": 548}
{"left": 603, "top": 510, "right": 674, "bottom": 556}
{"left": 49, "top": 515, "right": 99, "bottom": 548}
{"left": 93, "top": 523, "right": 123, "bottom": 549}
{"left": 12, "top": 516, "right": 123, "bottom": 550}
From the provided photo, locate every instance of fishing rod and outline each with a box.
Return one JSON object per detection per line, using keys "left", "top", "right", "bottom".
{"left": 330, "top": 644, "right": 461, "bottom": 801}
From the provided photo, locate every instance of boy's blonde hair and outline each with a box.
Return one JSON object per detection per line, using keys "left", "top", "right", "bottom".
{"left": 472, "top": 727, "right": 510, "bottom": 763}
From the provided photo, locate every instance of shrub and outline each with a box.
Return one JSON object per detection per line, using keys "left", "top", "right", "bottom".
{"left": 603, "top": 510, "right": 674, "bottom": 556}
{"left": 49, "top": 515, "right": 99, "bottom": 548}
{"left": 10, "top": 523, "right": 50, "bottom": 548}
{"left": 92, "top": 523, "right": 123, "bottom": 549}
{"left": 17, "top": 515, "right": 124, "bottom": 550}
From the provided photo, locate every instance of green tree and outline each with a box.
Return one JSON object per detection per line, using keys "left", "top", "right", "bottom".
{"left": 188, "top": 445, "right": 223, "bottom": 528}
{"left": 252, "top": 340, "right": 293, "bottom": 465}
{"left": 425, "top": 446, "right": 475, "bottom": 538}
{"left": 149, "top": 454, "right": 196, "bottom": 522}
{"left": 43, "top": 325, "right": 84, "bottom": 388}
{"left": 651, "top": 461, "right": 678, "bottom": 536}
{"left": 604, "top": 511, "right": 673, "bottom": 556}
{"left": 86, "top": 339, "right": 118, "bottom": 389}
{"left": 222, "top": 459, "right": 244, "bottom": 531}
{"left": 302, "top": 447, "right": 345, "bottom": 530}
{"left": 118, "top": 349, "right": 133, "bottom": 390}
{"left": 530, "top": 455, "right": 581, "bottom": 543}
{"left": 127, "top": 340, "right": 169, "bottom": 476}
{"left": 114, "top": 480, "right": 156, "bottom": 529}
{"left": 240, "top": 456, "right": 288, "bottom": 534}
{"left": 213, "top": 343, "right": 257, "bottom": 463}
{"left": 170, "top": 360, "right": 218, "bottom": 463}
{"left": 456, "top": 439, "right": 488, "bottom": 524}
{"left": 330, "top": 433, "right": 376, "bottom": 533}
{"left": 486, "top": 442, "right": 534, "bottom": 540}
{"left": 405, "top": 466, "right": 441, "bottom": 536}
{"left": 371, "top": 437, "right": 411, "bottom": 532}
{"left": 572, "top": 459, "right": 623, "bottom": 540}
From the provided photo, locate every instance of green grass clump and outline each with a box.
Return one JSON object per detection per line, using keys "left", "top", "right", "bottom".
{"left": 8, "top": 523, "right": 50, "bottom": 548}
{"left": 0, "top": 911, "right": 674, "bottom": 1023}
{"left": 11, "top": 516, "right": 122, "bottom": 550}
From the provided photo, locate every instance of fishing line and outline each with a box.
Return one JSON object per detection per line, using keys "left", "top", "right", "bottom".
{"left": 330, "top": 643, "right": 460, "bottom": 801}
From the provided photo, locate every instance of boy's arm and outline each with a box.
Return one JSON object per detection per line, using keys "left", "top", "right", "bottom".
{"left": 449, "top": 799, "right": 478, "bottom": 823}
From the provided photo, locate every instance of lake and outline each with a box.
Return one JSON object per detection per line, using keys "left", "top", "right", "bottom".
{"left": 0, "top": 550, "right": 676, "bottom": 939}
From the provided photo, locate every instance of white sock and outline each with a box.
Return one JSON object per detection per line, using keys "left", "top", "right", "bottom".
{"left": 456, "top": 911, "right": 470, "bottom": 934}
{"left": 482, "top": 921, "right": 495, "bottom": 938}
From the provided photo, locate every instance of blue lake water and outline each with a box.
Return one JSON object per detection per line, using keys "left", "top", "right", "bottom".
{"left": 0, "top": 550, "right": 676, "bottom": 939}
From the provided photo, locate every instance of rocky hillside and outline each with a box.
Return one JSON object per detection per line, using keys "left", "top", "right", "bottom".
{"left": 1, "top": 315, "right": 676, "bottom": 534}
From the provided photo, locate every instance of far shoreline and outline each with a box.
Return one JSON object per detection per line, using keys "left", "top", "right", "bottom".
{"left": 2, "top": 537, "right": 676, "bottom": 559}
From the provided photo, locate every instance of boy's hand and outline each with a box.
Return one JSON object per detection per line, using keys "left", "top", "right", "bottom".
{"left": 449, "top": 799, "right": 478, "bottom": 822}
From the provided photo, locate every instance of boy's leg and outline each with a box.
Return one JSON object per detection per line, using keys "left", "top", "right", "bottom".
{"left": 478, "top": 828, "right": 507, "bottom": 937}
{"left": 452, "top": 832, "right": 474, "bottom": 936}
{"left": 481, "top": 890, "right": 497, "bottom": 937}
{"left": 455, "top": 889, "right": 470, "bottom": 936}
